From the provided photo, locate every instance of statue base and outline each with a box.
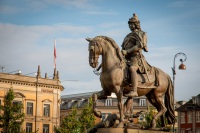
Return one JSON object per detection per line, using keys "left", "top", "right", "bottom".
{"left": 97, "top": 128, "right": 172, "bottom": 133}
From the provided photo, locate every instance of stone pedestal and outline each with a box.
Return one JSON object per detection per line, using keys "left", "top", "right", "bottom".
{"left": 97, "top": 128, "right": 172, "bottom": 133}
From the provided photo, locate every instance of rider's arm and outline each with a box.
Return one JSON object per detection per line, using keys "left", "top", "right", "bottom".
{"left": 126, "top": 41, "right": 142, "bottom": 53}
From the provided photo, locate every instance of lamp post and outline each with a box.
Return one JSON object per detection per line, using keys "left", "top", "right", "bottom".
{"left": 172, "top": 52, "right": 187, "bottom": 133}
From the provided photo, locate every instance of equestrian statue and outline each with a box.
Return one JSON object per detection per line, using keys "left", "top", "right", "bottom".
{"left": 86, "top": 13, "right": 175, "bottom": 130}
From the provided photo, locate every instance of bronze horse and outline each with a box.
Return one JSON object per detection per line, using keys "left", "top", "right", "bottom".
{"left": 86, "top": 36, "right": 175, "bottom": 129}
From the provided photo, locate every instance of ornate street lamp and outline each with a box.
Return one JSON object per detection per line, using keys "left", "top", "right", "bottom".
{"left": 172, "top": 52, "right": 187, "bottom": 132}
{"left": 172, "top": 52, "right": 187, "bottom": 91}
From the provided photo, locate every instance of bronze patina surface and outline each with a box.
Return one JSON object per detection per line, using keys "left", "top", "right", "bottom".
{"left": 86, "top": 13, "right": 175, "bottom": 131}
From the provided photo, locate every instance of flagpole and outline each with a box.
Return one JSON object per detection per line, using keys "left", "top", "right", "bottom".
{"left": 54, "top": 38, "right": 56, "bottom": 69}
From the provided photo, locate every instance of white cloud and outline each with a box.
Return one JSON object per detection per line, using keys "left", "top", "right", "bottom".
{"left": 0, "top": 23, "right": 92, "bottom": 74}
{"left": 0, "top": 0, "right": 98, "bottom": 15}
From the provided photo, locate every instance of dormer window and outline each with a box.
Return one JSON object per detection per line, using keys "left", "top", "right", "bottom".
{"left": 139, "top": 99, "right": 146, "bottom": 106}
{"left": 105, "top": 99, "right": 112, "bottom": 106}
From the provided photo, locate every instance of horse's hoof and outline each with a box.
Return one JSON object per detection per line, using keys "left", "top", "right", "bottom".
{"left": 116, "top": 122, "right": 124, "bottom": 128}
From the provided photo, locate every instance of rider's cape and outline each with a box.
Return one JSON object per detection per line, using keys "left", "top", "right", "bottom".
{"left": 138, "top": 30, "right": 148, "bottom": 52}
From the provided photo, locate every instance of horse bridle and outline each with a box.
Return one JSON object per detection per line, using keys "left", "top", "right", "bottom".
{"left": 90, "top": 40, "right": 102, "bottom": 75}
{"left": 90, "top": 42, "right": 102, "bottom": 65}
{"left": 89, "top": 38, "right": 123, "bottom": 76}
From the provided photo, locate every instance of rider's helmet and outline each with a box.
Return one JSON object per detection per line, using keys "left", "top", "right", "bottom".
{"left": 128, "top": 13, "right": 141, "bottom": 30}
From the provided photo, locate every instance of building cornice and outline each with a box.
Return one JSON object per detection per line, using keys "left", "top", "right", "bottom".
{"left": 0, "top": 73, "right": 64, "bottom": 91}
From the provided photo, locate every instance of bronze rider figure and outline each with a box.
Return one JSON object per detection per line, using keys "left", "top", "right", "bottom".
{"left": 121, "top": 13, "right": 149, "bottom": 97}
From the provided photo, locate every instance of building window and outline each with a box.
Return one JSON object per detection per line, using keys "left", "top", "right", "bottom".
{"left": 44, "top": 104, "right": 50, "bottom": 117}
{"left": 196, "top": 111, "right": 200, "bottom": 122}
{"left": 105, "top": 99, "right": 112, "bottom": 106}
{"left": 67, "top": 100, "right": 74, "bottom": 108}
{"left": 13, "top": 101, "right": 22, "bottom": 113}
{"left": 27, "top": 102, "right": 33, "bottom": 115}
{"left": 187, "top": 111, "right": 192, "bottom": 123}
{"left": 43, "top": 124, "right": 49, "bottom": 133}
{"left": 181, "top": 112, "right": 185, "bottom": 123}
{"left": 139, "top": 99, "right": 146, "bottom": 106}
{"left": 26, "top": 123, "right": 32, "bottom": 133}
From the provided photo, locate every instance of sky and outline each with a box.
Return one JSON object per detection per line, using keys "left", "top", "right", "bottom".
{"left": 0, "top": 0, "right": 200, "bottom": 101}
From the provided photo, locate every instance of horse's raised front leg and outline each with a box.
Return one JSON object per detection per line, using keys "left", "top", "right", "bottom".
{"left": 97, "top": 89, "right": 111, "bottom": 99}
{"left": 115, "top": 86, "right": 124, "bottom": 128}
{"left": 92, "top": 90, "right": 111, "bottom": 118}
{"left": 92, "top": 93, "right": 102, "bottom": 118}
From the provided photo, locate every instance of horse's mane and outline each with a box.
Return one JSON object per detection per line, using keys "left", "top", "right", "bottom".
{"left": 96, "top": 36, "right": 124, "bottom": 62}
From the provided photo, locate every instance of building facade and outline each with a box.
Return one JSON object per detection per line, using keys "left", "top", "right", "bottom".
{"left": 60, "top": 92, "right": 153, "bottom": 124}
{"left": 0, "top": 66, "right": 64, "bottom": 133}
{"left": 176, "top": 94, "right": 200, "bottom": 133}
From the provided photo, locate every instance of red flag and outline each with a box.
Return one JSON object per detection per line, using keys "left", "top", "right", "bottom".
{"left": 54, "top": 38, "right": 56, "bottom": 69}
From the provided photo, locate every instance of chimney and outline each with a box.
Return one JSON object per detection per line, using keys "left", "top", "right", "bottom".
{"left": 45, "top": 73, "right": 48, "bottom": 79}
{"left": 37, "top": 65, "right": 41, "bottom": 78}
{"left": 57, "top": 71, "right": 59, "bottom": 80}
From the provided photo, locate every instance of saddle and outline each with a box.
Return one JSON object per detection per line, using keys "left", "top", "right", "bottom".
{"left": 124, "top": 65, "right": 159, "bottom": 89}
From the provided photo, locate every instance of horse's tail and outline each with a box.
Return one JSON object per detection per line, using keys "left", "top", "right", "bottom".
{"left": 164, "top": 74, "right": 175, "bottom": 124}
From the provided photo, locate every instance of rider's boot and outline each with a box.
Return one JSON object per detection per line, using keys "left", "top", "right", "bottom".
{"left": 125, "top": 70, "right": 138, "bottom": 97}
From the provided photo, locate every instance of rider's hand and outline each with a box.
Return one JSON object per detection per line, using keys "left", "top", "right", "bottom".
{"left": 121, "top": 50, "right": 127, "bottom": 55}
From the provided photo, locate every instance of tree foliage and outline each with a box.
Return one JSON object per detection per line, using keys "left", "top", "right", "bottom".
{"left": 54, "top": 98, "right": 95, "bottom": 133}
{"left": 0, "top": 88, "right": 25, "bottom": 133}
{"left": 79, "top": 98, "right": 95, "bottom": 132}
{"left": 63, "top": 107, "right": 81, "bottom": 133}
{"left": 137, "top": 108, "right": 154, "bottom": 128}
{"left": 138, "top": 108, "right": 172, "bottom": 131}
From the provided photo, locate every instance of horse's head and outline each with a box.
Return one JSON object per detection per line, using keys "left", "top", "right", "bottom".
{"left": 86, "top": 37, "right": 102, "bottom": 68}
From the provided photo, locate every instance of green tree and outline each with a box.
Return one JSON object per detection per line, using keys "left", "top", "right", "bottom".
{"left": 54, "top": 107, "right": 81, "bottom": 133}
{"left": 137, "top": 108, "right": 154, "bottom": 128}
{"left": 138, "top": 108, "right": 172, "bottom": 131}
{"left": 79, "top": 98, "right": 95, "bottom": 132}
{"left": 63, "top": 107, "right": 81, "bottom": 133}
{"left": 0, "top": 88, "right": 25, "bottom": 133}
{"left": 54, "top": 98, "right": 95, "bottom": 133}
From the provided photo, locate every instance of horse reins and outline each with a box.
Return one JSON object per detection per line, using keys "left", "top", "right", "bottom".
{"left": 91, "top": 40, "right": 103, "bottom": 75}
{"left": 92, "top": 39, "right": 123, "bottom": 76}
